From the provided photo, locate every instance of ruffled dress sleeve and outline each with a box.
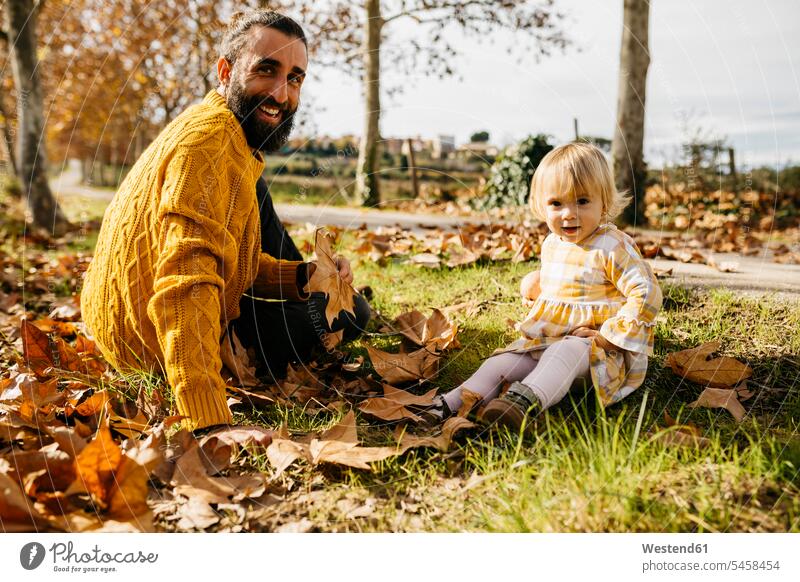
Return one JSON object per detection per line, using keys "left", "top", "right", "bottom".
{"left": 599, "top": 236, "right": 663, "bottom": 355}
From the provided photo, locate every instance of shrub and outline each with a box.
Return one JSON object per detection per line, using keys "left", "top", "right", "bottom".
{"left": 476, "top": 134, "right": 553, "bottom": 209}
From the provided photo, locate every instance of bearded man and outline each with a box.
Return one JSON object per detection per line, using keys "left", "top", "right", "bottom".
{"left": 81, "top": 11, "right": 369, "bottom": 431}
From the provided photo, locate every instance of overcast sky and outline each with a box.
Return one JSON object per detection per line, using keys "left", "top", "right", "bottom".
{"left": 300, "top": 0, "right": 800, "bottom": 168}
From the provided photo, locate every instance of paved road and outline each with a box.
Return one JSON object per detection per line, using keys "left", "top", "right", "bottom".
{"left": 53, "top": 168, "right": 800, "bottom": 298}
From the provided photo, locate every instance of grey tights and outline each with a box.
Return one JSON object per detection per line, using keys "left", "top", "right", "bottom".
{"left": 443, "top": 336, "right": 592, "bottom": 412}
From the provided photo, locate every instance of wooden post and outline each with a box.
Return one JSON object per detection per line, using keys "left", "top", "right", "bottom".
{"left": 728, "top": 147, "right": 738, "bottom": 192}
{"left": 406, "top": 138, "right": 420, "bottom": 199}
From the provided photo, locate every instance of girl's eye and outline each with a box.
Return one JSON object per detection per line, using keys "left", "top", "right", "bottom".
{"left": 549, "top": 200, "right": 561, "bottom": 207}
{"left": 578, "top": 198, "right": 590, "bottom": 205}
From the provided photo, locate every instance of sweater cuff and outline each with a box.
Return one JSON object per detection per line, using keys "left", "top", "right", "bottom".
{"left": 175, "top": 387, "right": 233, "bottom": 430}
{"left": 253, "top": 258, "right": 309, "bottom": 301}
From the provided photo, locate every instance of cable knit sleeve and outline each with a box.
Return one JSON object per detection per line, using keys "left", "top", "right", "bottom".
{"left": 252, "top": 253, "right": 310, "bottom": 301}
{"left": 146, "top": 146, "right": 233, "bottom": 430}
{"left": 600, "top": 235, "right": 663, "bottom": 355}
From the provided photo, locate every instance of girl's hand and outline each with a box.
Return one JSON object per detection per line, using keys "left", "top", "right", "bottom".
{"left": 520, "top": 270, "right": 541, "bottom": 304}
{"left": 571, "top": 327, "right": 618, "bottom": 352}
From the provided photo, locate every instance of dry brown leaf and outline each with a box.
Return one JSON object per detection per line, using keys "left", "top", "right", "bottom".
{"left": 226, "top": 385, "right": 275, "bottom": 408}
{"left": 308, "top": 439, "right": 399, "bottom": 469}
{"left": 706, "top": 255, "right": 739, "bottom": 273}
{"left": 395, "top": 416, "right": 476, "bottom": 452}
{"left": 21, "top": 319, "right": 83, "bottom": 374}
{"left": 106, "top": 455, "right": 151, "bottom": 520}
{"left": 342, "top": 356, "right": 364, "bottom": 372}
{"left": 445, "top": 246, "right": 480, "bottom": 268}
{"left": 365, "top": 345, "right": 439, "bottom": 385}
{"left": 277, "top": 363, "right": 327, "bottom": 404}
{"left": 198, "top": 425, "right": 274, "bottom": 457}
{"left": 47, "top": 426, "right": 88, "bottom": 458}
{"left": 220, "top": 329, "right": 259, "bottom": 387}
{"left": 667, "top": 341, "right": 752, "bottom": 387}
{"left": 394, "top": 309, "right": 458, "bottom": 352}
{"left": 736, "top": 380, "right": 755, "bottom": 402}
{"left": 66, "top": 424, "right": 123, "bottom": 509}
{"left": 439, "top": 300, "right": 483, "bottom": 318}
{"left": 74, "top": 390, "right": 111, "bottom": 416}
{"left": 457, "top": 389, "right": 482, "bottom": 417}
{"left": 170, "top": 440, "right": 239, "bottom": 504}
{"left": 306, "top": 228, "right": 356, "bottom": 327}
{"left": 320, "top": 410, "right": 359, "bottom": 443}
{"left": 688, "top": 387, "right": 746, "bottom": 422}
{"left": 0, "top": 459, "right": 55, "bottom": 532}
{"left": 265, "top": 412, "right": 405, "bottom": 472}
{"left": 266, "top": 438, "right": 308, "bottom": 478}
{"left": 409, "top": 253, "right": 441, "bottom": 268}
{"left": 651, "top": 429, "right": 712, "bottom": 448}
{"left": 358, "top": 385, "right": 438, "bottom": 422}
{"left": 175, "top": 497, "right": 220, "bottom": 530}
{"left": 108, "top": 408, "right": 150, "bottom": 440}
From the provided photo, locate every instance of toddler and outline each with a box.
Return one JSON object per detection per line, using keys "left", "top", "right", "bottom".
{"left": 421, "top": 142, "right": 663, "bottom": 432}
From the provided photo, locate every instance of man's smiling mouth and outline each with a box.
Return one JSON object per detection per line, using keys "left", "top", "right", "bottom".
{"left": 257, "top": 104, "right": 281, "bottom": 121}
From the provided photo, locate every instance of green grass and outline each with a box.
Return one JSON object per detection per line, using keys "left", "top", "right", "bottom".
{"left": 6, "top": 177, "right": 798, "bottom": 530}
{"left": 222, "top": 259, "right": 800, "bottom": 532}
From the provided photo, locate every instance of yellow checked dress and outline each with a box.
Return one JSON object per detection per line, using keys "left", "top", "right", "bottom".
{"left": 496, "top": 223, "right": 663, "bottom": 405}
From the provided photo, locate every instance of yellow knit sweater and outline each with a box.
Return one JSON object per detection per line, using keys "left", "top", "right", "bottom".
{"left": 81, "top": 90, "right": 306, "bottom": 430}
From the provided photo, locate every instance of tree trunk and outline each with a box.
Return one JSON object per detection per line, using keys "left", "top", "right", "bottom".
{"left": 5, "top": 0, "right": 70, "bottom": 235}
{"left": 611, "top": 0, "right": 650, "bottom": 226}
{"left": 355, "top": 0, "right": 382, "bottom": 207}
{"left": 0, "top": 97, "right": 18, "bottom": 177}
{"left": 406, "top": 138, "right": 419, "bottom": 199}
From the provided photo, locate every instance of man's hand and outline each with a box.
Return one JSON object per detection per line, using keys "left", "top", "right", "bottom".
{"left": 304, "top": 256, "right": 353, "bottom": 290}
{"left": 571, "top": 326, "right": 619, "bottom": 352}
{"left": 334, "top": 255, "right": 354, "bottom": 286}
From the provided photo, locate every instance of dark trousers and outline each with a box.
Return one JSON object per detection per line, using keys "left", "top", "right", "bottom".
{"left": 232, "top": 178, "right": 371, "bottom": 382}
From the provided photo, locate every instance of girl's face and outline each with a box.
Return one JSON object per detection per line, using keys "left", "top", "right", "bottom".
{"left": 543, "top": 189, "right": 604, "bottom": 244}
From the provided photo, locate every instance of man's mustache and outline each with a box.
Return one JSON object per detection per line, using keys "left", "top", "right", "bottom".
{"left": 252, "top": 95, "right": 291, "bottom": 113}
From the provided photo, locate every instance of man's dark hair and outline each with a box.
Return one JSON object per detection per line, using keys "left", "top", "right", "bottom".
{"left": 220, "top": 10, "right": 307, "bottom": 68}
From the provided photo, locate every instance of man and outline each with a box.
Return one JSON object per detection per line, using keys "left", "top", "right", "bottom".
{"left": 81, "top": 11, "right": 369, "bottom": 431}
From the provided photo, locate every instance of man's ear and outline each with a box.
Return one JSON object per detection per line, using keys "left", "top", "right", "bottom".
{"left": 217, "top": 56, "right": 233, "bottom": 88}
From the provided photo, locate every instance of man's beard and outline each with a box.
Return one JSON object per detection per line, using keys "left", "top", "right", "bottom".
{"left": 226, "top": 77, "right": 296, "bottom": 153}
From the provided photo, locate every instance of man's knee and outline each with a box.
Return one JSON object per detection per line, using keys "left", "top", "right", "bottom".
{"left": 344, "top": 293, "right": 371, "bottom": 341}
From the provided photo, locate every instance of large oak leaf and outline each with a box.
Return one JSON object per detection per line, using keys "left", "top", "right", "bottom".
{"left": 366, "top": 346, "right": 439, "bottom": 385}
{"left": 306, "top": 228, "right": 356, "bottom": 327}
{"left": 667, "top": 342, "right": 752, "bottom": 388}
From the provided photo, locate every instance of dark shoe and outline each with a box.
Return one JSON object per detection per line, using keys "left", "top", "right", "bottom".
{"left": 479, "top": 382, "right": 541, "bottom": 433}
{"left": 411, "top": 395, "right": 452, "bottom": 427}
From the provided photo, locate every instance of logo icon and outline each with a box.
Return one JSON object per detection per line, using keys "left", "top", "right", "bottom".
{"left": 20, "top": 542, "right": 46, "bottom": 570}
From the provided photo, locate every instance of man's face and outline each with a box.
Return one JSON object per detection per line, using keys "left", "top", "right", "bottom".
{"left": 223, "top": 27, "right": 307, "bottom": 152}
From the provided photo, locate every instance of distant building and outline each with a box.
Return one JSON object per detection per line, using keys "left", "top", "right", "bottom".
{"left": 431, "top": 135, "right": 456, "bottom": 159}
{"left": 455, "top": 141, "right": 499, "bottom": 161}
{"left": 383, "top": 138, "right": 405, "bottom": 156}
{"left": 399, "top": 137, "right": 428, "bottom": 157}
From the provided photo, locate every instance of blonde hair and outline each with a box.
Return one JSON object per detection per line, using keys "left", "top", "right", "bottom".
{"left": 528, "top": 142, "right": 629, "bottom": 221}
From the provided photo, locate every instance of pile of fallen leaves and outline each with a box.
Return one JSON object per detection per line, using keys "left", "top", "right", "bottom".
{"left": 0, "top": 228, "right": 484, "bottom": 532}
{"left": 634, "top": 226, "right": 800, "bottom": 269}
{"left": 645, "top": 183, "right": 800, "bottom": 232}
{"left": 346, "top": 221, "right": 549, "bottom": 268}
{"left": 292, "top": 219, "right": 798, "bottom": 275}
